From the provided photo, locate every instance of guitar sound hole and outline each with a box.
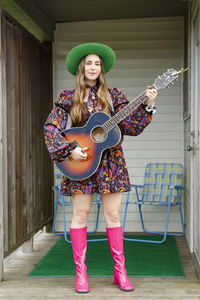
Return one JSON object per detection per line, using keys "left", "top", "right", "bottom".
{"left": 91, "top": 126, "right": 106, "bottom": 142}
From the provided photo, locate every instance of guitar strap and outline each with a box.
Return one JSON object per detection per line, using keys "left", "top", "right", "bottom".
{"left": 106, "top": 90, "right": 115, "bottom": 113}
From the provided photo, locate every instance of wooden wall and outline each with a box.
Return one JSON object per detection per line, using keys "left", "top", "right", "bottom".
{"left": 1, "top": 12, "right": 53, "bottom": 255}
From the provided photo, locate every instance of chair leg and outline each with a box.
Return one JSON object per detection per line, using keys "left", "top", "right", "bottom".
{"left": 62, "top": 193, "right": 108, "bottom": 244}
{"left": 122, "top": 192, "right": 130, "bottom": 235}
{"left": 123, "top": 203, "right": 170, "bottom": 243}
{"left": 165, "top": 200, "right": 184, "bottom": 237}
{"left": 138, "top": 203, "right": 169, "bottom": 237}
{"left": 94, "top": 201, "right": 101, "bottom": 232}
{"left": 123, "top": 199, "right": 174, "bottom": 244}
{"left": 86, "top": 194, "right": 107, "bottom": 242}
{"left": 62, "top": 196, "right": 72, "bottom": 243}
{"left": 52, "top": 192, "right": 107, "bottom": 243}
{"left": 52, "top": 190, "right": 59, "bottom": 235}
{"left": 174, "top": 188, "right": 185, "bottom": 236}
{"left": 144, "top": 198, "right": 185, "bottom": 238}
{"left": 87, "top": 194, "right": 101, "bottom": 234}
{"left": 61, "top": 194, "right": 100, "bottom": 239}
{"left": 87, "top": 200, "right": 107, "bottom": 243}
{"left": 124, "top": 187, "right": 185, "bottom": 244}
{"left": 138, "top": 204, "right": 147, "bottom": 233}
{"left": 178, "top": 200, "right": 185, "bottom": 236}
{"left": 52, "top": 188, "right": 67, "bottom": 237}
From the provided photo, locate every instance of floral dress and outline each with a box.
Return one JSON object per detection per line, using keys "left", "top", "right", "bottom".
{"left": 44, "top": 86, "right": 153, "bottom": 195}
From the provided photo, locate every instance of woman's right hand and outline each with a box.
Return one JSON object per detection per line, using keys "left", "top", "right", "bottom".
{"left": 70, "top": 147, "right": 88, "bottom": 161}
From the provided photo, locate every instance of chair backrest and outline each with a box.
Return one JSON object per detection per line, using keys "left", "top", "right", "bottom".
{"left": 142, "top": 163, "right": 184, "bottom": 205}
{"left": 54, "top": 165, "right": 63, "bottom": 187}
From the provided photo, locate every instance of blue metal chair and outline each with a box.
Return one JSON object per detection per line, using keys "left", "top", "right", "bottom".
{"left": 52, "top": 169, "right": 107, "bottom": 243}
{"left": 122, "top": 163, "right": 185, "bottom": 243}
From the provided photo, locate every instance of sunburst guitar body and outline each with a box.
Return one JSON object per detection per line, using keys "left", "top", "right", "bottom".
{"left": 56, "top": 111, "right": 121, "bottom": 180}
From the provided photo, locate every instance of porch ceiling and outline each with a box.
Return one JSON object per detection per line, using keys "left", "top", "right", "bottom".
{"left": 0, "top": 0, "right": 189, "bottom": 42}
{"left": 39, "top": 0, "right": 189, "bottom": 23}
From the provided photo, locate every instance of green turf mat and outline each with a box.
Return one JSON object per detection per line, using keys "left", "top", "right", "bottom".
{"left": 28, "top": 235, "right": 184, "bottom": 277}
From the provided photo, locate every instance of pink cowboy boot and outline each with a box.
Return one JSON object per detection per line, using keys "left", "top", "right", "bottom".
{"left": 106, "top": 226, "right": 134, "bottom": 292}
{"left": 70, "top": 227, "right": 89, "bottom": 293}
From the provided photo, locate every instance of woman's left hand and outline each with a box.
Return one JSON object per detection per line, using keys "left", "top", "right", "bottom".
{"left": 145, "top": 85, "right": 158, "bottom": 108}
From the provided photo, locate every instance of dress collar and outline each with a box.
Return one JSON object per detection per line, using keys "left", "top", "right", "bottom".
{"left": 86, "top": 84, "right": 98, "bottom": 91}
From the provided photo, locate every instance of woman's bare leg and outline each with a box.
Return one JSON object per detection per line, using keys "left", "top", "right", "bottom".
{"left": 101, "top": 192, "right": 122, "bottom": 227}
{"left": 71, "top": 193, "right": 93, "bottom": 228}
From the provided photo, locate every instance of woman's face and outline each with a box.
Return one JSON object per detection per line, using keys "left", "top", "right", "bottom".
{"left": 84, "top": 54, "right": 101, "bottom": 85}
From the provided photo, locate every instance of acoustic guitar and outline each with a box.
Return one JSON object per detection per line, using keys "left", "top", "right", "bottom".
{"left": 56, "top": 68, "right": 186, "bottom": 180}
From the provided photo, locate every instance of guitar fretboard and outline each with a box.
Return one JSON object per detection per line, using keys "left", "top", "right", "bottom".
{"left": 102, "top": 86, "right": 155, "bottom": 132}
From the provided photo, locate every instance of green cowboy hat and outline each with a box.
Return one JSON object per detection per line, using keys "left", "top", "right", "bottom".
{"left": 66, "top": 43, "right": 116, "bottom": 76}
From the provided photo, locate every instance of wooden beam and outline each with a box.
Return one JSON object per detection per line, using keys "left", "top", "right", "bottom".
{"left": 0, "top": 0, "right": 54, "bottom": 42}
{"left": 14, "top": 0, "right": 55, "bottom": 38}
{"left": 0, "top": 9, "right": 4, "bottom": 281}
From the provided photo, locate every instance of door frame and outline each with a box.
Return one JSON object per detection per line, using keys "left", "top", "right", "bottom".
{"left": 0, "top": 8, "right": 4, "bottom": 281}
{"left": 190, "top": 0, "right": 200, "bottom": 262}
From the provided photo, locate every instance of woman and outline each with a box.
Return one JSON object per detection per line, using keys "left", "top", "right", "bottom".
{"left": 44, "top": 43, "right": 157, "bottom": 293}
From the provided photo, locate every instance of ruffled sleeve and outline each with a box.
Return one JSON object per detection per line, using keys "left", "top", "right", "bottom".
{"left": 44, "top": 90, "right": 76, "bottom": 162}
{"left": 111, "top": 88, "right": 153, "bottom": 136}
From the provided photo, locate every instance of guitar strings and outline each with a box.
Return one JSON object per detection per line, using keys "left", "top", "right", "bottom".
{"left": 64, "top": 91, "right": 149, "bottom": 147}
{"left": 64, "top": 121, "right": 115, "bottom": 147}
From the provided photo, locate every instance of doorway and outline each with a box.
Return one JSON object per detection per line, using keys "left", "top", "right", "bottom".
{"left": 191, "top": 10, "right": 200, "bottom": 265}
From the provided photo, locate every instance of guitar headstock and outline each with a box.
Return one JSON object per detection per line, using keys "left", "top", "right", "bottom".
{"left": 153, "top": 68, "right": 187, "bottom": 90}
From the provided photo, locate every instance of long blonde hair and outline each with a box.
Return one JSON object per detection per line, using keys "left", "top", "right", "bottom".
{"left": 70, "top": 56, "right": 110, "bottom": 126}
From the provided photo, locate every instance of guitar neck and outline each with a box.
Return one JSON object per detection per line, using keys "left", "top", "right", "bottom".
{"left": 103, "top": 85, "right": 156, "bottom": 132}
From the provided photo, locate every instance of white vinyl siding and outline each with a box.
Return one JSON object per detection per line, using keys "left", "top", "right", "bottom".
{"left": 53, "top": 17, "right": 184, "bottom": 233}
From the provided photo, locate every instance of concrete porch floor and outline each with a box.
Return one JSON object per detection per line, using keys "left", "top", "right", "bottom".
{"left": 0, "top": 232, "right": 200, "bottom": 300}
